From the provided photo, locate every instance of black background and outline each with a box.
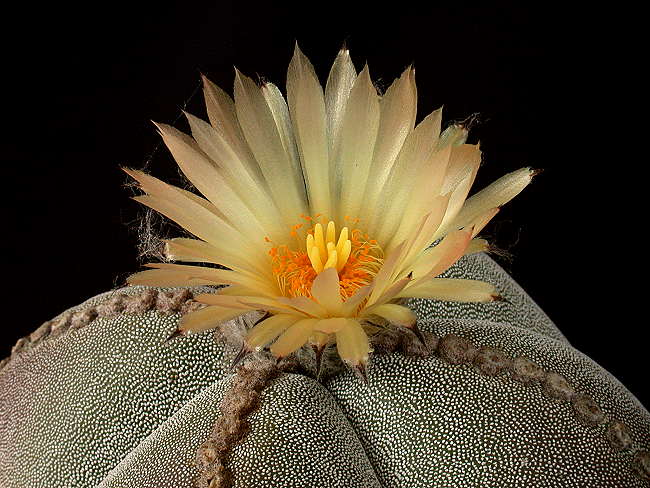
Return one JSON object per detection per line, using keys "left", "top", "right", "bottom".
{"left": 2, "top": 3, "right": 645, "bottom": 406}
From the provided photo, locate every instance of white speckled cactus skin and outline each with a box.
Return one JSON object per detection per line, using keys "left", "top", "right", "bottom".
{"left": 1, "top": 253, "right": 648, "bottom": 487}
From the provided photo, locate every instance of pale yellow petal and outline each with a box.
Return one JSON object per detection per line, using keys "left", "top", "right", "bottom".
{"left": 310, "top": 267, "right": 343, "bottom": 314}
{"left": 325, "top": 47, "right": 357, "bottom": 156}
{"left": 364, "top": 303, "right": 416, "bottom": 327}
{"left": 367, "top": 241, "right": 406, "bottom": 307}
{"left": 127, "top": 263, "right": 237, "bottom": 287}
{"left": 245, "top": 314, "right": 301, "bottom": 351}
{"left": 470, "top": 207, "right": 500, "bottom": 238}
{"left": 369, "top": 275, "right": 413, "bottom": 307}
{"left": 435, "top": 143, "right": 482, "bottom": 237}
{"left": 286, "top": 44, "right": 331, "bottom": 217}
{"left": 309, "top": 331, "right": 330, "bottom": 348}
{"left": 399, "top": 278, "right": 499, "bottom": 302}
{"left": 464, "top": 238, "right": 489, "bottom": 255}
{"left": 276, "top": 296, "right": 328, "bottom": 318}
{"left": 437, "top": 123, "right": 468, "bottom": 149}
{"left": 362, "top": 68, "right": 419, "bottom": 227}
{"left": 270, "top": 318, "right": 318, "bottom": 358}
{"left": 164, "top": 238, "right": 222, "bottom": 264}
{"left": 202, "top": 74, "right": 256, "bottom": 162}
{"left": 334, "top": 64, "right": 380, "bottom": 222}
{"left": 341, "top": 284, "right": 373, "bottom": 317}
{"left": 154, "top": 122, "right": 270, "bottom": 242}
{"left": 370, "top": 109, "right": 443, "bottom": 244}
{"left": 335, "top": 319, "right": 370, "bottom": 366}
{"left": 179, "top": 305, "right": 245, "bottom": 333}
{"left": 440, "top": 167, "right": 535, "bottom": 236}
{"left": 131, "top": 194, "right": 267, "bottom": 277}
{"left": 238, "top": 296, "right": 306, "bottom": 315}
{"left": 409, "top": 228, "right": 473, "bottom": 285}
{"left": 313, "top": 317, "right": 347, "bottom": 334}
{"left": 193, "top": 293, "right": 257, "bottom": 310}
{"left": 183, "top": 112, "right": 285, "bottom": 242}
{"left": 234, "top": 69, "right": 308, "bottom": 222}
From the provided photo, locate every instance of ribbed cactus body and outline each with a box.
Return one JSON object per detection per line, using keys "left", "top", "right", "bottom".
{"left": 1, "top": 254, "right": 648, "bottom": 487}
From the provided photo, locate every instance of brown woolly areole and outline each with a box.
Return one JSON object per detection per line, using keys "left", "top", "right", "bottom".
{"left": 1, "top": 288, "right": 207, "bottom": 369}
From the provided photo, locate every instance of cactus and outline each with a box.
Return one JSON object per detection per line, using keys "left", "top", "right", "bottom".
{"left": 1, "top": 252, "right": 648, "bottom": 487}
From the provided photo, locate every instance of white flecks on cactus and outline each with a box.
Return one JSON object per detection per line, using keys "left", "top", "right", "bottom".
{"left": 0, "top": 254, "right": 648, "bottom": 487}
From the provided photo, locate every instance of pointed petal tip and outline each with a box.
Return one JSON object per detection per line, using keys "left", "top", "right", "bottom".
{"left": 165, "top": 328, "right": 186, "bottom": 343}
{"left": 353, "top": 362, "right": 369, "bottom": 384}
{"left": 230, "top": 343, "right": 252, "bottom": 370}
{"left": 410, "top": 321, "right": 428, "bottom": 348}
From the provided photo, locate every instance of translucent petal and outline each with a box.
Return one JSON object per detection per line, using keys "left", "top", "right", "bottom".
{"left": 325, "top": 47, "right": 356, "bottom": 157}
{"left": 310, "top": 267, "right": 343, "bottom": 315}
{"left": 245, "top": 314, "right": 300, "bottom": 351}
{"left": 364, "top": 303, "right": 417, "bottom": 327}
{"left": 127, "top": 263, "right": 238, "bottom": 287}
{"left": 286, "top": 44, "right": 331, "bottom": 217}
{"left": 440, "top": 167, "right": 535, "bottom": 236}
{"left": 362, "top": 67, "right": 418, "bottom": 226}
{"left": 313, "top": 317, "right": 347, "bottom": 334}
{"left": 179, "top": 305, "right": 245, "bottom": 333}
{"left": 276, "top": 296, "right": 328, "bottom": 318}
{"left": 270, "top": 318, "right": 318, "bottom": 358}
{"left": 333, "top": 64, "right": 380, "bottom": 222}
{"left": 335, "top": 319, "right": 370, "bottom": 366}
{"left": 399, "top": 277, "right": 498, "bottom": 302}
{"left": 234, "top": 69, "right": 308, "bottom": 222}
{"left": 408, "top": 228, "right": 473, "bottom": 285}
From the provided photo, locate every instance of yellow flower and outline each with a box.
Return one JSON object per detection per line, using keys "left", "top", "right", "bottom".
{"left": 125, "top": 44, "right": 535, "bottom": 374}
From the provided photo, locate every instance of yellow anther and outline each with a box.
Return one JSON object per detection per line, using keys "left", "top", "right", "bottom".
{"left": 306, "top": 221, "right": 354, "bottom": 275}
{"left": 324, "top": 249, "right": 337, "bottom": 269}
{"left": 314, "top": 223, "right": 327, "bottom": 260}
{"left": 326, "top": 221, "right": 336, "bottom": 244}
{"left": 309, "top": 246, "right": 323, "bottom": 273}
{"left": 336, "top": 240, "right": 352, "bottom": 272}
{"left": 336, "top": 227, "right": 348, "bottom": 256}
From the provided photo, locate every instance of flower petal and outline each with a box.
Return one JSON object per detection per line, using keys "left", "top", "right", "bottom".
{"left": 408, "top": 228, "right": 473, "bottom": 285}
{"left": 325, "top": 46, "right": 357, "bottom": 156}
{"left": 163, "top": 238, "right": 222, "bottom": 264}
{"left": 363, "top": 68, "right": 420, "bottom": 232}
{"left": 183, "top": 112, "right": 285, "bottom": 242}
{"left": 127, "top": 263, "right": 237, "bottom": 287}
{"left": 398, "top": 278, "right": 499, "bottom": 302}
{"left": 364, "top": 303, "right": 416, "bottom": 327}
{"left": 276, "top": 296, "right": 328, "bottom": 318}
{"left": 441, "top": 167, "right": 535, "bottom": 236}
{"left": 464, "top": 238, "right": 490, "bottom": 255}
{"left": 154, "top": 122, "right": 270, "bottom": 243}
{"left": 370, "top": 109, "right": 443, "bottom": 245}
{"left": 179, "top": 305, "right": 245, "bottom": 333}
{"left": 341, "top": 284, "right": 373, "bottom": 317}
{"left": 270, "top": 318, "right": 318, "bottom": 358}
{"left": 335, "top": 319, "right": 370, "bottom": 366}
{"left": 234, "top": 69, "right": 308, "bottom": 222}
{"left": 286, "top": 43, "right": 331, "bottom": 217}
{"left": 245, "top": 314, "right": 301, "bottom": 351}
{"left": 310, "top": 267, "right": 343, "bottom": 314}
{"left": 313, "top": 317, "right": 347, "bottom": 334}
{"left": 334, "top": 64, "right": 380, "bottom": 222}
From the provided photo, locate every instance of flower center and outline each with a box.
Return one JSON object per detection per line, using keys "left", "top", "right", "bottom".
{"left": 268, "top": 217, "right": 383, "bottom": 299}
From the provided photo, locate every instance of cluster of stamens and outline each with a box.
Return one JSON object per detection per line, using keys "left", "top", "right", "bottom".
{"left": 306, "top": 221, "right": 351, "bottom": 273}
{"left": 268, "top": 216, "right": 383, "bottom": 299}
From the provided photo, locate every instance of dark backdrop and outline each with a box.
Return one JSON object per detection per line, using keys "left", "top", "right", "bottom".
{"left": 2, "top": 3, "right": 645, "bottom": 406}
